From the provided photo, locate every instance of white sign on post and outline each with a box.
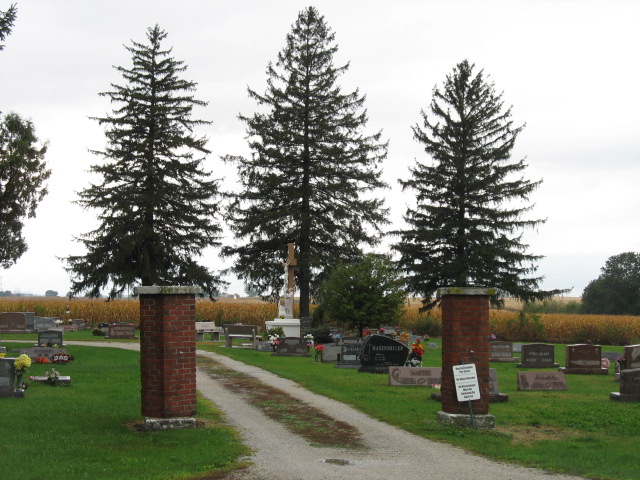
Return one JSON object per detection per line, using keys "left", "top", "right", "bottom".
{"left": 453, "top": 363, "right": 481, "bottom": 402}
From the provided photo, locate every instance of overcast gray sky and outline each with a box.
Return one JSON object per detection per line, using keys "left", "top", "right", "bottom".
{"left": 1, "top": 0, "right": 638, "bottom": 297}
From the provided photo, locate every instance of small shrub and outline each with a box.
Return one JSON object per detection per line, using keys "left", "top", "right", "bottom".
{"left": 306, "top": 324, "right": 333, "bottom": 344}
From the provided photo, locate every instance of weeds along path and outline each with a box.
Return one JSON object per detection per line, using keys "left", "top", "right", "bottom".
{"left": 68, "top": 342, "right": 587, "bottom": 480}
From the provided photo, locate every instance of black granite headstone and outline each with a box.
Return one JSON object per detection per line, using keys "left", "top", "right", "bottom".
{"left": 273, "top": 337, "right": 310, "bottom": 356}
{"left": 359, "top": 334, "right": 409, "bottom": 373}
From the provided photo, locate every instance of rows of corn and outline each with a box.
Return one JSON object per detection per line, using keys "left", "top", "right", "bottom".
{"left": 1, "top": 297, "right": 639, "bottom": 345}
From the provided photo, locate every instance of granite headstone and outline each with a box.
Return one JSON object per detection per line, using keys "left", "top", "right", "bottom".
{"left": 490, "top": 341, "right": 519, "bottom": 362}
{"left": 518, "top": 343, "right": 559, "bottom": 368}
{"left": 359, "top": 334, "right": 409, "bottom": 373}
{"left": 561, "top": 344, "right": 607, "bottom": 374}
{"left": 610, "top": 368, "right": 640, "bottom": 402}
{"left": 517, "top": 371, "right": 567, "bottom": 391}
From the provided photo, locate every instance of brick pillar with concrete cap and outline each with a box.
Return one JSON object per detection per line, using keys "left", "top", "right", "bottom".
{"left": 135, "top": 285, "right": 201, "bottom": 430}
{"left": 437, "top": 287, "right": 495, "bottom": 429}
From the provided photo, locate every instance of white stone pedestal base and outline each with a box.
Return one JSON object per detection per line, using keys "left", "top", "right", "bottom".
{"left": 265, "top": 318, "right": 301, "bottom": 338}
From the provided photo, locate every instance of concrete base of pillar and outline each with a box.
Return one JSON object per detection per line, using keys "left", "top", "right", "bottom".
{"left": 143, "top": 417, "right": 197, "bottom": 431}
{"left": 437, "top": 411, "right": 495, "bottom": 429}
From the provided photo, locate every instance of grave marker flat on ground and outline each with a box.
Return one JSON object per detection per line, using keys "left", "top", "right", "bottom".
{"left": 389, "top": 366, "right": 442, "bottom": 386}
{"left": 517, "top": 371, "right": 567, "bottom": 391}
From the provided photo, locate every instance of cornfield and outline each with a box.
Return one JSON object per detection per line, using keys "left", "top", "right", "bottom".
{"left": 1, "top": 297, "right": 640, "bottom": 345}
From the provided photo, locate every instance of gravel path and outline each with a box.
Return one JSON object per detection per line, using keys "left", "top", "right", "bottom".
{"left": 66, "top": 342, "right": 586, "bottom": 480}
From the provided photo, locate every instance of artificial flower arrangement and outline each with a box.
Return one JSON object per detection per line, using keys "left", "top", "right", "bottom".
{"left": 407, "top": 339, "right": 425, "bottom": 367}
{"left": 14, "top": 354, "right": 31, "bottom": 375}
{"left": 314, "top": 343, "right": 325, "bottom": 362}
{"left": 46, "top": 368, "right": 61, "bottom": 386}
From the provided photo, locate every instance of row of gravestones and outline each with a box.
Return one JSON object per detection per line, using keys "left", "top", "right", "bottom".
{"left": 0, "top": 312, "right": 91, "bottom": 333}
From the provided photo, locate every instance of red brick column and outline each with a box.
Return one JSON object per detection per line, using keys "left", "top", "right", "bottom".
{"left": 135, "top": 286, "right": 200, "bottom": 420}
{"left": 439, "top": 287, "right": 493, "bottom": 416}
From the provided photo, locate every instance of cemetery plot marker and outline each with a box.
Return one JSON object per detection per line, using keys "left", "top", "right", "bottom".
{"left": 517, "top": 372, "right": 567, "bottom": 391}
{"left": 610, "top": 368, "right": 640, "bottom": 402}
{"left": 517, "top": 343, "right": 559, "bottom": 368}
{"left": 560, "top": 344, "right": 608, "bottom": 375}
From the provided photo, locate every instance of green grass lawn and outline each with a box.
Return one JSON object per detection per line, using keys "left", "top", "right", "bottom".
{"left": 202, "top": 341, "right": 639, "bottom": 480}
{"left": 3, "top": 334, "right": 638, "bottom": 480}
{"left": 1, "top": 342, "right": 248, "bottom": 480}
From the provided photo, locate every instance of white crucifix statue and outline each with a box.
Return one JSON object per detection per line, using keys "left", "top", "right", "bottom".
{"left": 278, "top": 242, "right": 297, "bottom": 319}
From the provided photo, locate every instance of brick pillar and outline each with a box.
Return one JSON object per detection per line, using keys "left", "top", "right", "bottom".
{"left": 135, "top": 286, "right": 200, "bottom": 423}
{"left": 437, "top": 287, "right": 495, "bottom": 428}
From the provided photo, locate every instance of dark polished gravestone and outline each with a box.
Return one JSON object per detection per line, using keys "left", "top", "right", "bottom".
{"left": 106, "top": 322, "right": 136, "bottom": 339}
{"left": 273, "top": 337, "right": 310, "bottom": 356}
{"left": 0, "top": 312, "right": 30, "bottom": 333}
{"left": 0, "top": 358, "right": 24, "bottom": 398}
{"left": 560, "top": 344, "right": 608, "bottom": 374}
{"left": 335, "top": 338, "right": 363, "bottom": 369}
{"left": 517, "top": 343, "right": 560, "bottom": 368}
{"left": 517, "top": 371, "right": 567, "bottom": 391}
{"left": 37, "top": 329, "right": 64, "bottom": 347}
{"left": 610, "top": 368, "right": 640, "bottom": 402}
{"left": 359, "top": 334, "right": 409, "bottom": 373}
{"left": 490, "top": 341, "right": 519, "bottom": 362}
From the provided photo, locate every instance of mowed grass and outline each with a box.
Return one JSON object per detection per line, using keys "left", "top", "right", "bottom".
{"left": 0, "top": 343, "right": 248, "bottom": 480}
{"left": 203, "top": 341, "right": 640, "bottom": 480}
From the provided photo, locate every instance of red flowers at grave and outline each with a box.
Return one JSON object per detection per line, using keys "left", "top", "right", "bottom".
{"left": 411, "top": 340, "right": 425, "bottom": 357}
{"left": 34, "top": 356, "right": 50, "bottom": 364}
{"left": 314, "top": 344, "right": 325, "bottom": 352}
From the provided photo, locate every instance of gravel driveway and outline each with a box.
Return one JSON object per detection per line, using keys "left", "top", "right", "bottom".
{"left": 63, "top": 342, "right": 586, "bottom": 480}
{"left": 196, "top": 349, "right": 587, "bottom": 480}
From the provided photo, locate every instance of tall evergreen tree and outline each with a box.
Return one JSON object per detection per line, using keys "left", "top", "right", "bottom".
{"left": 223, "top": 7, "right": 389, "bottom": 316}
{"left": 65, "top": 25, "right": 224, "bottom": 299}
{"left": 1, "top": 4, "right": 50, "bottom": 268}
{"left": 393, "top": 60, "right": 564, "bottom": 310}
{"left": 0, "top": 113, "right": 50, "bottom": 268}
{"left": 0, "top": 4, "right": 17, "bottom": 51}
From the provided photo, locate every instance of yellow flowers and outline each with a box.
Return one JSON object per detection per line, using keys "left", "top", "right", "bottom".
{"left": 14, "top": 353, "right": 31, "bottom": 373}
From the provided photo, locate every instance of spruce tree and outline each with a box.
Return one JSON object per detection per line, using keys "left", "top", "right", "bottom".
{"left": 223, "top": 7, "right": 388, "bottom": 316}
{"left": 1, "top": 4, "right": 50, "bottom": 268}
{"left": 65, "top": 25, "right": 224, "bottom": 299}
{"left": 393, "top": 60, "right": 564, "bottom": 309}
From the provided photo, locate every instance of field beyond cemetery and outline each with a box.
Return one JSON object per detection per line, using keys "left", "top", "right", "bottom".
{"left": 2, "top": 296, "right": 639, "bottom": 345}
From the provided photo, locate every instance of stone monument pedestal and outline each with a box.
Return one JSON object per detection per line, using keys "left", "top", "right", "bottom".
{"left": 265, "top": 317, "right": 301, "bottom": 338}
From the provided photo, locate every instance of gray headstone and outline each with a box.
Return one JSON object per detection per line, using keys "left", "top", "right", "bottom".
{"left": 20, "top": 312, "right": 35, "bottom": 330}
{"left": 320, "top": 344, "right": 341, "bottom": 362}
{"left": 0, "top": 357, "right": 15, "bottom": 391}
{"left": 336, "top": 340, "right": 363, "bottom": 368}
{"left": 624, "top": 344, "right": 640, "bottom": 370}
{"left": 34, "top": 316, "right": 58, "bottom": 331}
{"left": 519, "top": 343, "right": 558, "bottom": 368}
{"left": 603, "top": 351, "right": 622, "bottom": 362}
{"left": 517, "top": 371, "right": 567, "bottom": 391}
{"left": 256, "top": 341, "right": 273, "bottom": 352}
{"left": 610, "top": 368, "right": 640, "bottom": 402}
{"left": 37, "top": 329, "right": 64, "bottom": 347}
{"left": 273, "top": 337, "right": 309, "bottom": 356}
{"left": 17, "top": 346, "right": 67, "bottom": 360}
{"left": 106, "top": 323, "right": 136, "bottom": 339}
{"left": 490, "top": 341, "right": 518, "bottom": 361}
